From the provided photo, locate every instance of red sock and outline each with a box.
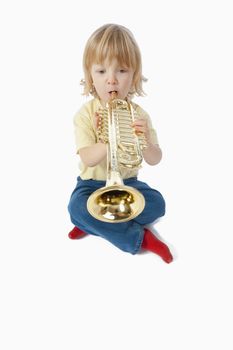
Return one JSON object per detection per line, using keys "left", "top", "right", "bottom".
{"left": 141, "top": 228, "right": 173, "bottom": 263}
{"left": 68, "top": 226, "right": 88, "bottom": 239}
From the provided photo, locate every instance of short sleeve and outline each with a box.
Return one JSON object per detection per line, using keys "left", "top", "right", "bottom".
{"left": 73, "top": 111, "right": 96, "bottom": 154}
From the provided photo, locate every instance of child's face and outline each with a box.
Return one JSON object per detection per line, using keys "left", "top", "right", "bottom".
{"left": 91, "top": 59, "right": 134, "bottom": 103}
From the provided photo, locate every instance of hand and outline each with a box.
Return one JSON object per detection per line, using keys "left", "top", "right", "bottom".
{"left": 94, "top": 111, "right": 101, "bottom": 130}
{"left": 132, "top": 119, "right": 151, "bottom": 142}
{"left": 94, "top": 111, "right": 105, "bottom": 143}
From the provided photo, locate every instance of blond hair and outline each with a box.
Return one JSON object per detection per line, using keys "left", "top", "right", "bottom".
{"left": 81, "top": 23, "right": 147, "bottom": 97}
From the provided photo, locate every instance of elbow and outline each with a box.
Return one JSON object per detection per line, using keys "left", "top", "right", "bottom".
{"left": 144, "top": 145, "right": 162, "bottom": 165}
{"left": 147, "top": 157, "right": 162, "bottom": 166}
{"left": 154, "top": 150, "right": 162, "bottom": 165}
{"left": 79, "top": 144, "right": 107, "bottom": 167}
{"left": 81, "top": 158, "right": 97, "bottom": 167}
{"left": 86, "top": 161, "right": 97, "bottom": 167}
{"left": 79, "top": 149, "right": 96, "bottom": 167}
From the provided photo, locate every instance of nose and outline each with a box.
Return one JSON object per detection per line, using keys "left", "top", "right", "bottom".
{"left": 107, "top": 72, "right": 117, "bottom": 85}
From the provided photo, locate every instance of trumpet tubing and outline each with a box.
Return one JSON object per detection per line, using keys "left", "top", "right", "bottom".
{"left": 97, "top": 98, "right": 147, "bottom": 168}
{"left": 87, "top": 94, "right": 146, "bottom": 223}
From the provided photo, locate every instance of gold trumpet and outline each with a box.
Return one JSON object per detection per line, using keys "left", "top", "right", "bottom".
{"left": 87, "top": 93, "right": 147, "bottom": 223}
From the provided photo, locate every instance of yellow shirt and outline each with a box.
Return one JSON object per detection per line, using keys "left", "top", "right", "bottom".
{"left": 73, "top": 98, "right": 158, "bottom": 180}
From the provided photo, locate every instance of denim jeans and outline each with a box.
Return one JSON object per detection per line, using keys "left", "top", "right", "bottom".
{"left": 68, "top": 177, "right": 165, "bottom": 254}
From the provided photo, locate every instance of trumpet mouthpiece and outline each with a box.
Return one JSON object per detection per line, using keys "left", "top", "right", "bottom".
{"left": 110, "top": 91, "right": 117, "bottom": 99}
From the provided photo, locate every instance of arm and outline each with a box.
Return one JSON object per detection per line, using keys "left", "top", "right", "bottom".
{"left": 75, "top": 109, "right": 107, "bottom": 167}
{"left": 142, "top": 142, "right": 162, "bottom": 165}
{"left": 79, "top": 143, "right": 107, "bottom": 167}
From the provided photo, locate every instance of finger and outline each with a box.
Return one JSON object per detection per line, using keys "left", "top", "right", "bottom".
{"left": 133, "top": 125, "right": 146, "bottom": 132}
{"left": 135, "top": 130, "right": 144, "bottom": 136}
{"left": 132, "top": 120, "right": 144, "bottom": 126}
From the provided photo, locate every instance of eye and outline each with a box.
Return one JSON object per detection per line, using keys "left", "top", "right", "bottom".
{"left": 119, "top": 68, "right": 127, "bottom": 73}
{"left": 98, "top": 69, "right": 105, "bottom": 74}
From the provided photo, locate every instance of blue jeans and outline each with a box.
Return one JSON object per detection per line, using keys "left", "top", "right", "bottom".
{"left": 68, "top": 177, "right": 165, "bottom": 254}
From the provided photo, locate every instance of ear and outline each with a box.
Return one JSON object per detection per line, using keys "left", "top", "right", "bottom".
{"left": 90, "top": 83, "right": 96, "bottom": 94}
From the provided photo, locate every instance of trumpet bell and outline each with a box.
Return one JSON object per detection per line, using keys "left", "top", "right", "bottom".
{"left": 87, "top": 185, "right": 145, "bottom": 223}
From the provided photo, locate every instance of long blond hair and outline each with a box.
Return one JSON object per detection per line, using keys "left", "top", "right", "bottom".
{"left": 81, "top": 23, "right": 147, "bottom": 97}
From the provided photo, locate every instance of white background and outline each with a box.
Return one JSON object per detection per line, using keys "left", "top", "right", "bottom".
{"left": 1, "top": 0, "right": 233, "bottom": 349}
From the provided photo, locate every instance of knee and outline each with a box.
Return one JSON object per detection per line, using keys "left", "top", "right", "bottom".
{"left": 158, "top": 195, "right": 166, "bottom": 217}
{"left": 67, "top": 197, "right": 74, "bottom": 216}
{"left": 68, "top": 196, "right": 85, "bottom": 221}
{"left": 149, "top": 192, "right": 166, "bottom": 221}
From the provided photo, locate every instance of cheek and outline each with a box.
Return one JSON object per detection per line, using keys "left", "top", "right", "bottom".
{"left": 93, "top": 76, "right": 104, "bottom": 86}
{"left": 127, "top": 78, "right": 134, "bottom": 90}
{"left": 126, "top": 74, "right": 134, "bottom": 86}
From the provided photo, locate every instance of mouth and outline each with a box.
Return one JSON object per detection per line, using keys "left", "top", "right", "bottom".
{"left": 108, "top": 90, "right": 118, "bottom": 97}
